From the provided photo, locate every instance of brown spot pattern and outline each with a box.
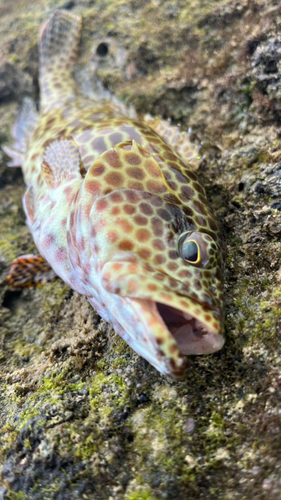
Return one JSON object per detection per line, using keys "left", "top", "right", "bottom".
{"left": 26, "top": 78, "right": 223, "bottom": 368}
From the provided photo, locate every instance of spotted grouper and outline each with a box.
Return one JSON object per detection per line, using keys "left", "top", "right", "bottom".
{"left": 4, "top": 10, "right": 225, "bottom": 379}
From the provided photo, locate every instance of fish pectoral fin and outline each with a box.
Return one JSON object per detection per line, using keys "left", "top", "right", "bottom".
{"left": 144, "top": 117, "right": 201, "bottom": 170}
{"left": 101, "top": 261, "right": 144, "bottom": 296}
{"left": 42, "top": 136, "right": 84, "bottom": 188}
{"left": 5, "top": 254, "right": 58, "bottom": 288}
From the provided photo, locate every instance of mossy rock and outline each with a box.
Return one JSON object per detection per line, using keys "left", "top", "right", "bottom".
{"left": 1, "top": 0, "right": 281, "bottom": 499}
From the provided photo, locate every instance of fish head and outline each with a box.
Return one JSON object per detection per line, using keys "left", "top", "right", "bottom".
{"left": 83, "top": 142, "right": 224, "bottom": 378}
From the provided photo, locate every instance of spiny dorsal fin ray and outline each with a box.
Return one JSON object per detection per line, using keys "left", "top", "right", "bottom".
{"left": 42, "top": 136, "right": 83, "bottom": 188}
{"left": 144, "top": 117, "right": 201, "bottom": 170}
{"left": 39, "top": 10, "right": 82, "bottom": 113}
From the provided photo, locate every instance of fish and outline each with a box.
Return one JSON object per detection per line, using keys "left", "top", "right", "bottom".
{"left": 4, "top": 10, "right": 225, "bottom": 379}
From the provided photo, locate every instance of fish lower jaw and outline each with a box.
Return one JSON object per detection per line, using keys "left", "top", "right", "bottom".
{"left": 155, "top": 302, "right": 225, "bottom": 356}
{"left": 106, "top": 296, "right": 224, "bottom": 379}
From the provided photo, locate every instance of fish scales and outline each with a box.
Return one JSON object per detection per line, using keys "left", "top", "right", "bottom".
{"left": 4, "top": 10, "right": 224, "bottom": 379}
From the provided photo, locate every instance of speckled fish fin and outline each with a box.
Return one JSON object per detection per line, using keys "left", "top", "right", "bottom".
{"left": 3, "top": 97, "right": 38, "bottom": 167}
{"left": 39, "top": 10, "right": 82, "bottom": 113}
{"left": 42, "top": 136, "right": 84, "bottom": 189}
{"left": 144, "top": 117, "right": 201, "bottom": 170}
{"left": 5, "top": 254, "right": 58, "bottom": 288}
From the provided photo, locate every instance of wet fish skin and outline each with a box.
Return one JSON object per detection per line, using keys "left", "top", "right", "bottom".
{"left": 4, "top": 10, "right": 224, "bottom": 379}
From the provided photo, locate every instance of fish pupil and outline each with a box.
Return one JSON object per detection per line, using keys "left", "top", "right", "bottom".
{"left": 182, "top": 241, "right": 198, "bottom": 262}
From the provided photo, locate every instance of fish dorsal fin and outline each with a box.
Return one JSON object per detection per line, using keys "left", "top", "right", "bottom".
{"left": 144, "top": 117, "right": 202, "bottom": 170}
{"left": 39, "top": 10, "right": 82, "bottom": 112}
{"left": 42, "top": 136, "right": 83, "bottom": 188}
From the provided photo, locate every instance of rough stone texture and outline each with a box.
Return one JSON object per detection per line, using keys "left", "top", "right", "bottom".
{"left": 1, "top": 0, "right": 281, "bottom": 499}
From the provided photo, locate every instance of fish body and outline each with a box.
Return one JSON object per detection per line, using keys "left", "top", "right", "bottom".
{"left": 5, "top": 11, "right": 224, "bottom": 379}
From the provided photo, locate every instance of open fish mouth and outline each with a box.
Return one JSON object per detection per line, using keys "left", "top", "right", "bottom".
{"left": 125, "top": 296, "right": 225, "bottom": 378}
{"left": 155, "top": 302, "right": 224, "bottom": 356}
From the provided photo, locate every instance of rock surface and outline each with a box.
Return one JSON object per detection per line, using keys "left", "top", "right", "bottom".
{"left": 0, "top": 1, "right": 281, "bottom": 499}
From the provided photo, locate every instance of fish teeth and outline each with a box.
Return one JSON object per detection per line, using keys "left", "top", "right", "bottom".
{"left": 194, "top": 319, "right": 209, "bottom": 335}
{"left": 195, "top": 319, "right": 203, "bottom": 329}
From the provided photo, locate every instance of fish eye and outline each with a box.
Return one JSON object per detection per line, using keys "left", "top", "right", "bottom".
{"left": 180, "top": 239, "right": 200, "bottom": 264}
{"left": 177, "top": 232, "right": 210, "bottom": 267}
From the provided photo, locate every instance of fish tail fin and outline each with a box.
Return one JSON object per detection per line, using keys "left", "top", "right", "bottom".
{"left": 39, "top": 10, "right": 82, "bottom": 113}
{"left": 3, "top": 96, "right": 38, "bottom": 167}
